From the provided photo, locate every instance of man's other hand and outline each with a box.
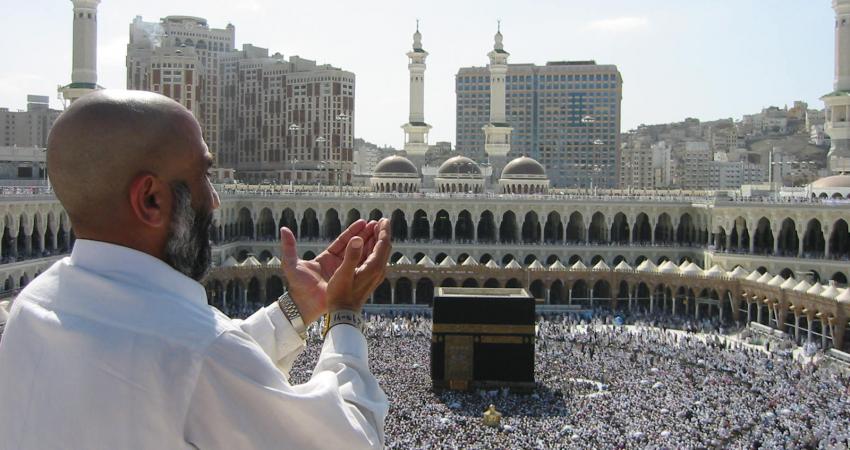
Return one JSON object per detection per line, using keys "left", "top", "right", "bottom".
{"left": 326, "top": 218, "right": 392, "bottom": 313}
{"left": 280, "top": 218, "right": 389, "bottom": 322}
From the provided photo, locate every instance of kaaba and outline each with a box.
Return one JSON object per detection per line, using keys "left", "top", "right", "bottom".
{"left": 431, "top": 287, "right": 535, "bottom": 391}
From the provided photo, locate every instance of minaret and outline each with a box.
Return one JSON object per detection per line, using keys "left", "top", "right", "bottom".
{"left": 482, "top": 22, "right": 513, "bottom": 181}
{"left": 401, "top": 21, "right": 431, "bottom": 169}
{"left": 59, "top": 0, "right": 102, "bottom": 104}
{"left": 824, "top": 0, "right": 850, "bottom": 173}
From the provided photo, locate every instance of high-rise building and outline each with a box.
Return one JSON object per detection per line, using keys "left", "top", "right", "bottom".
{"left": 0, "top": 96, "right": 61, "bottom": 148}
{"left": 127, "top": 16, "right": 355, "bottom": 184}
{"left": 457, "top": 56, "right": 622, "bottom": 187}
{"left": 823, "top": 0, "right": 850, "bottom": 173}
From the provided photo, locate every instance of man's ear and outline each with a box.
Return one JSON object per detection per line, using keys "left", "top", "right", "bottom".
{"left": 128, "top": 173, "right": 169, "bottom": 228}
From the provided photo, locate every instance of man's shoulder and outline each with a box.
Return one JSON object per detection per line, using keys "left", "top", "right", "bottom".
{"left": 11, "top": 259, "right": 232, "bottom": 354}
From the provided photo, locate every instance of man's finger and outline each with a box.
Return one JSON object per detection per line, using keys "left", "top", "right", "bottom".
{"left": 280, "top": 227, "right": 299, "bottom": 267}
{"left": 358, "top": 226, "right": 392, "bottom": 276}
{"left": 326, "top": 219, "right": 367, "bottom": 256}
{"left": 333, "top": 236, "right": 363, "bottom": 281}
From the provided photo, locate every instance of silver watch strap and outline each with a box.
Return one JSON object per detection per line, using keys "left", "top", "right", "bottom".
{"left": 277, "top": 291, "right": 307, "bottom": 340}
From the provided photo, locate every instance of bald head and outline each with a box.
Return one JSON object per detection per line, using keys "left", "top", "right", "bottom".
{"left": 47, "top": 90, "right": 200, "bottom": 233}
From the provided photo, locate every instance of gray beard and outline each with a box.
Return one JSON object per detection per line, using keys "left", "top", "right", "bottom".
{"left": 164, "top": 181, "right": 213, "bottom": 282}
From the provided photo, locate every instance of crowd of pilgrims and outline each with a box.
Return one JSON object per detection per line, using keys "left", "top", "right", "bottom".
{"left": 287, "top": 312, "right": 850, "bottom": 449}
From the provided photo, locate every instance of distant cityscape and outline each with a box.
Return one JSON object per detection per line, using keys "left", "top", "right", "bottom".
{"left": 0, "top": 7, "right": 843, "bottom": 192}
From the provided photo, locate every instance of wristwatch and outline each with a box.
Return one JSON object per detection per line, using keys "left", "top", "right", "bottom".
{"left": 277, "top": 291, "right": 307, "bottom": 340}
{"left": 322, "top": 309, "right": 364, "bottom": 338}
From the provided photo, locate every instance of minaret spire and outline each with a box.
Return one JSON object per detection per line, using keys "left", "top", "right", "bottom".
{"left": 401, "top": 22, "right": 431, "bottom": 166}
{"left": 482, "top": 23, "right": 513, "bottom": 181}
{"left": 824, "top": 0, "right": 850, "bottom": 173}
{"left": 59, "top": 0, "right": 103, "bottom": 105}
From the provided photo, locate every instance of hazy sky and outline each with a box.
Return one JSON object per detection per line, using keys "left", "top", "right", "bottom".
{"left": 1, "top": 0, "right": 836, "bottom": 148}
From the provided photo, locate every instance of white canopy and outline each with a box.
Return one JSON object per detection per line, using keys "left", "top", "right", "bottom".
{"left": 728, "top": 266, "right": 750, "bottom": 279}
{"left": 395, "top": 255, "right": 412, "bottom": 265}
{"left": 439, "top": 256, "right": 457, "bottom": 267}
{"left": 505, "top": 259, "right": 523, "bottom": 269}
{"left": 704, "top": 264, "right": 725, "bottom": 278}
{"left": 635, "top": 260, "right": 658, "bottom": 273}
{"left": 792, "top": 279, "right": 812, "bottom": 293}
{"left": 592, "top": 260, "right": 610, "bottom": 271}
{"left": 767, "top": 275, "right": 786, "bottom": 287}
{"left": 549, "top": 260, "right": 567, "bottom": 270}
{"left": 570, "top": 260, "right": 588, "bottom": 271}
{"left": 461, "top": 257, "right": 478, "bottom": 266}
{"left": 614, "top": 260, "right": 633, "bottom": 272}
{"left": 417, "top": 255, "right": 436, "bottom": 267}
{"left": 485, "top": 259, "right": 501, "bottom": 269}
{"left": 528, "top": 259, "right": 545, "bottom": 270}
{"left": 266, "top": 256, "right": 282, "bottom": 267}
{"left": 240, "top": 256, "right": 262, "bottom": 267}
{"left": 222, "top": 256, "right": 239, "bottom": 268}
{"left": 657, "top": 260, "right": 680, "bottom": 274}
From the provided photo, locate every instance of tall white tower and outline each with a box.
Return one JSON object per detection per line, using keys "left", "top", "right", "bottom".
{"left": 59, "top": 0, "right": 102, "bottom": 104}
{"left": 401, "top": 22, "right": 431, "bottom": 168}
{"left": 482, "top": 24, "right": 513, "bottom": 181}
{"left": 824, "top": 0, "right": 850, "bottom": 173}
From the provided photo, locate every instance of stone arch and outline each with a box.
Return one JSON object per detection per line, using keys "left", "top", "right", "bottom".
{"left": 550, "top": 280, "right": 566, "bottom": 304}
{"left": 529, "top": 279, "right": 545, "bottom": 300}
{"left": 390, "top": 209, "right": 408, "bottom": 242}
{"left": 753, "top": 217, "right": 774, "bottom": 255}
{"left": 543, "top": 211, "right": 563, "bottom": 244}
{"left": 565, "top": 211, "right": 585, "bottom": 243}
{"left": 521, "top": 211, "right": 541, "bottom": 243}
{"left": 588, "top": 212, "right": 607, "bottom": 243}
{"left": 462, "top": 278, "right": 479, "bottom": 288}
{"left": 257, "top": 208, "right": 276, "bottom": 240}
{"left": 632, "top": 213, "right": 652, "bottom": 244}
{"left": 266, "top": 276, "right": 284, "bottom": 302}
{"left": 776, "top": 218, "right": 798, "bottom": 257}
{"left": 345, "top": 208, "right": 361, "bottom": 228}
{"left": 455, "top": 210, "right": 474, "bottom": 242}
{"left": 676, "top": 213, "right": 695, "bottom": 245}
{"left": 278, "top": 208, "right": 298, "bottom": 238}
{"left": 433, "top": 210, "right": 452, "bottom": 242}
{"left": 500, "top": 211, "right": 518, "bottom": 243}
{"left": 655, "top": 213, "right": 674, "bottom": 245}
{"left": 477, "top": 210, "right": 497, "bottom": 243}
{"left": 411, "top": 209, "right": 430, "bottom": 240}
{"left": 803, "top": 219, "right": 825, "bottom": 257}
{"left": 322, "top": 209, "right": 342, "bottom": 240}
{"left": 395, "top": 277, "right": 413, "bottom": 304}
{"left": 416, "top": 278, "right": 434, "bottom": 305}
{"left": 237, "top": 207, "right": 254, "bottom": 239}
{"left": 484, "top": 278, "right": 500, "bottom": 288}
{"left": 610, "top": 212, "right": 629, "bottom": 245}
{"left": 373, "top": 279, "right": 391, "bottom": 304}
{"left": 830, "top": 219, "right": 850, "bottom": 259}
{"left": 368, "top": 208, "right": 383, "bottom": 221}
{"left": 301, "top": 209, "right": 320, "bottom": 239}
{"left": 479, "top": 253, "right": 493, "bottom": 264}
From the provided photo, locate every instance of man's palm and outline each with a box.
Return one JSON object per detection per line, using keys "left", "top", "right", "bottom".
{"left": 279, "top": 220, "right": 376, "bottom": 322}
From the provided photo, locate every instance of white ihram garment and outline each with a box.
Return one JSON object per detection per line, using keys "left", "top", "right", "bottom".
{"left": 0, "top": 240, "right": 387, "bottom": 450}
